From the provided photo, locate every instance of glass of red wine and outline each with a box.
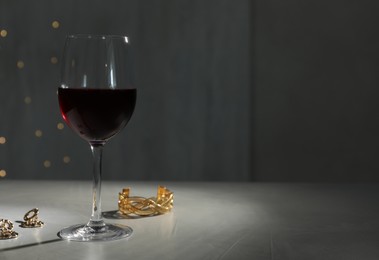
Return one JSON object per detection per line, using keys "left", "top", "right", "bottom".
{"left": 57, "top": 34, "right": 136, "bottom": 241}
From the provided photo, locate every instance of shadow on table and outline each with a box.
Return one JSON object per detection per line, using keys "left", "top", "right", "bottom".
{"left": 0, "top": 238, "right": 62, "bottom": 252}
{"left": 102, "top": 210, "right": 156, "bottom": 219}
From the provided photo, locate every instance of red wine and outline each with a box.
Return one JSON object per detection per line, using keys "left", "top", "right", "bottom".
{"left": 58, "top": 88, "right": 136, "bottom": 143}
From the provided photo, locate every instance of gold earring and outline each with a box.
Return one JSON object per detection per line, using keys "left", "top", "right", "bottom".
{"left": 0, "top": 219, "right": 18, "bottom": 239}
{"left": 20, "top": 208, "right": 44, "bottom": 228}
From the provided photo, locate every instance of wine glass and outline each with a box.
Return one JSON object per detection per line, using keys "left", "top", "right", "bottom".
{"left": 57, "top": 34, "right": 136, "bottom": 241}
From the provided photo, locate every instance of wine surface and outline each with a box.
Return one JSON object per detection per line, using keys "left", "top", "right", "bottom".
{"left": 58, "top": 88, "right": 136, "bottom": 143}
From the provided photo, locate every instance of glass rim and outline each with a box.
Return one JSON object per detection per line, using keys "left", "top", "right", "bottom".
{"left": 67, "top": 34, "right": 129, "bottom": 41}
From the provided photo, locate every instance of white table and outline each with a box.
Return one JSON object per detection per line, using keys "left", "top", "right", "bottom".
{"left": 0, "top": 181, "right": 378, "bottom": 259}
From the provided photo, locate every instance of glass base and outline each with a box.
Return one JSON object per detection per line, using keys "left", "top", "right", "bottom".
{"left": 58, "top": 223, "right": 133, "bottom": 242}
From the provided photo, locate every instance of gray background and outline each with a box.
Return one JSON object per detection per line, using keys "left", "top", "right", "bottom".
{"left": 0, "top": 0, "right": 378, "bottom": 181}
{"left": 253, "top": 0, "right": 379, "bottom": 181}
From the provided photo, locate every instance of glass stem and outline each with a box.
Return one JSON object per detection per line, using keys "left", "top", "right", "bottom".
{"left": 88, "top": 144, "right": 106, "bottom": 228}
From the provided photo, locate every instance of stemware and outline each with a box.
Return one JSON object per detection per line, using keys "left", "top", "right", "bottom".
{"left": 57, "top": 34, "right": 136, "bottom": 241}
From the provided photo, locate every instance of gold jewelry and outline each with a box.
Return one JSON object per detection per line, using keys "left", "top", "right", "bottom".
{"left": 118, "top": 186, "right": 174, "bottom": 216}
{"left": 20, "top": 208, "right": 44, "bottom": 228}
{"left": 0, "top": 219, "right": 18, "bottom": 239}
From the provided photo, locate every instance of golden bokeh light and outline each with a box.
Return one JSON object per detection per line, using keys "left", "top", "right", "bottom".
{"left": 50, "top": 56, "right": 58, "bottom": 64}
{"left": 43, "top": 160, "right": 51, "bottom": 168}
{"left": 17, "top": 60, "right": 25, "bottom": 69}
{"left": 0, "top": 29, "right": 7, "bottom": 37}
{"left": 24, "top": 96, "right": 32, "bottom": 104}
{"left": 35, "top": 130, "right": 43, "bottom": 137}
{"left": 63, "top": 156, "right": 71, "bottom": 163}
{"left": 52, "top": 20, "right": 60, "bottom": 29}
{"left": 0, "top": 137, "right": 6, "bottom": 144}
{"left": 57, "top": 122, "right": 64, "bottom": 130}
{"left": 0, "top": 170, "right": 6, "bottom": 177}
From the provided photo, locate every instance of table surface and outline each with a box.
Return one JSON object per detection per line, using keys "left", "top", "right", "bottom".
{"left": 0, "top": 181, "right": 379, "bottom": 260}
